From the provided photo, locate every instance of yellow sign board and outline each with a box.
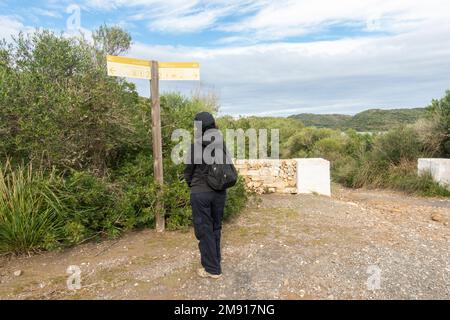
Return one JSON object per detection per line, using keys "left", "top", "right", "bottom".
{"left": 107, "top": 55, "right": 200, "bottom": 81}
{"left": 159, "top": 62, "right": 200, "bottom": 81}
{"left": 107, "top": 55, "right": 151, "bottom": 80}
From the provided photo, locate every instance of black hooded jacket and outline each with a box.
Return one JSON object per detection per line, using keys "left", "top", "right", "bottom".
{"left": 183, "top": 112, "right": 226, "bottom": 194}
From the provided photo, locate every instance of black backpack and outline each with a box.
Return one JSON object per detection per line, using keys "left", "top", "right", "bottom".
{"left": 205, "top": 146, "right": 238, "bottom": 191}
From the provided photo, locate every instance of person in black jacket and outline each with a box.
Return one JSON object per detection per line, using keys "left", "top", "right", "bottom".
{"left": 184, "top": 111, "right": 226, "bottom": 279}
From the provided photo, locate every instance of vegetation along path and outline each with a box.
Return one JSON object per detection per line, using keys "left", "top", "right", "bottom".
{"left": 0, "top": 185, "right": 449, "bottom": 300}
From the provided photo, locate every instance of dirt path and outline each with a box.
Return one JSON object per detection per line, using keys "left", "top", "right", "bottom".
{"left": 1, "top": 185, "right": 449, "bottom": 300}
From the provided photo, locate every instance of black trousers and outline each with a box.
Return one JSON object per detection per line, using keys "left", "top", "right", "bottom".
{"left": 190, "top": 191, "right": 227, "bottom": 275}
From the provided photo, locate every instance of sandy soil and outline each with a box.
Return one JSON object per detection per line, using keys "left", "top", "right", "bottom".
{"left": 0, "top": 185, "right": 449, "bottom": 300}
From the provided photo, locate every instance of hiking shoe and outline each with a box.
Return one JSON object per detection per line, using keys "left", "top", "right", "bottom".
{"left": 197, "top": 268, "right": 222, "bottom": 279}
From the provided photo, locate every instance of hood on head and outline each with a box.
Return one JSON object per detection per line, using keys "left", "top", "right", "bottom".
{"left": 194, "top": 112, "right": 221, "bottom": 146}
{"left": 194, "top": 112, "right": 216, "bottom": 133}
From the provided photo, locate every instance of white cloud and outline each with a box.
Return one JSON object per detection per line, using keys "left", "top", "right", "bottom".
{"left": 128, "top": 17, "right": 450, "bottom": 115}
{"left": 32, "top": 8, "right": 62, "bottom": 18}
{"left": 148, "top": 8, "right": 222, "bottom": 33}
{"left": 83, "top": 0, "right": 198, "bottom": 12}
{"left": 1, "top": 1, "right": 449, "bottom": 116}
{"left": 218, "top": 0, "right": 450, "bottom": 41}
{"left": 0, "top": 15, "right": 32, "bottom": 41}
{"left": 78, "top": 0, "right": 450, "bottom": 41}
{"left": 82, "top": 0, "right": 260, "bottom": 33}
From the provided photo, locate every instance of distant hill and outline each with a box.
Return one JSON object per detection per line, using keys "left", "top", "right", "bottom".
{"left": 289, "top": 108, "right": 426, "bottom": 131}
{"left": 287, "top": 113, "right": 351, "bottom": 129}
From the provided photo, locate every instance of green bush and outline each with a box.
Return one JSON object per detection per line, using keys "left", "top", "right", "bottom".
{"left": 56, "top": 171, "right": 135, "bottom": 244}
{"left": 0, "top": 163, "right": 64, "bottom": 254}
{"left": 372, "top": 126, "right": 423, "bottom": 165}
{"left": 386, "top": 161, "right": 450, "bottom": 196}
{"left": 0, "top": 29, "right": 139, "bottom": 172}
{"left": 112, "top": 153, "right": 157, "bottom": 228}
{"left": 416, "top": 90, "right": 450, "bottom": 157}
{"left": 163, "top": 179, "right": 191, "bottom": 231}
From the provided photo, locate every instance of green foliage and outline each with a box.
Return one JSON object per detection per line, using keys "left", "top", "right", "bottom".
{"left": 371, "top": 126, "right": 423, "bottom": 165}
{"left": 289, "top": 108, "right": 426, "bottom": 131}
{"left": 248, "top": 101, "right": 448, "bottom": 197}
{"left": 56, "top": 171, "right": 134, "bottom": 243}
{"left": 93, "top": 24, "right": 132, "bottom": 56}
{"left": 0, "top": 162, "right": 64, "bottom": 254}
{"left": 0, "top": 27, "right": 250, "bottom": 255}
{"left": 284, "top": 127, "right": 336, "bottom": 158}
{"left": 163, "top": 179, "right": 191, "bottom": 231}
{"left": 220, "top": 100, "right": 448, "bottom": 197}
{"left": 217, "top": 116, "right": 304, "bottom": 159}
{"left": 288, "top": 113, "right": 350, "bottom": 129}
{"left": 347, "top": 108, "right": 426, "bottom": 132}
{"left": 0, "top": 29, "right": 139, "bottom": 172}
{"left": 386, "top": 163, "right": 450, "bottom": 197}
{"left": 112, "top": 153, "right": 157, "bottom": 229}
{"left": 419, "top": 90, "right": 450, "bottom": 157}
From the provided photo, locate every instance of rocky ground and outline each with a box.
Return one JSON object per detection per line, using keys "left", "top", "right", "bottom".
{"left": 0, "top": 185, "right": 449, "bottom": 300}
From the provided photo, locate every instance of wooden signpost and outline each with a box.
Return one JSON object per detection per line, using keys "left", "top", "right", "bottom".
{"left": 107, "top": 55, "right": 200, "bottom": 232}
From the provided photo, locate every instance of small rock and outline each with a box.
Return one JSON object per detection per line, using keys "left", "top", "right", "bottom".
{"left": 431, "top": 213, "right": 443, "bottom": 222}
{"left": 13, "top": 270, "right": 23, "bottom": 277}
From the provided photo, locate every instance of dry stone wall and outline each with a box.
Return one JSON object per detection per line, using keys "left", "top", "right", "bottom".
{"left": 233, "top": 159, "right": 297, "bottom": 194}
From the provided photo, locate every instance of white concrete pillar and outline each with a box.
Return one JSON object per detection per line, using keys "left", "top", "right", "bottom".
{"left": 418, "top": 158, "right": 450, "bottom": 188}
{"left": 294, "top": 158, "right": 331, "bottom": 196}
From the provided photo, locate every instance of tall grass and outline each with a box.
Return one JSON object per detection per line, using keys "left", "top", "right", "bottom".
{"left": 335, "top": 158, "right": 450, "bottom": 197}
{"left": 0, "top": 162, "right": 64, "bottom": 254}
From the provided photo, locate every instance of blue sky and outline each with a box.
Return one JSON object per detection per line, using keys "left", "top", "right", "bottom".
{"left": 1, "top": 0, "right": 450, "bottom": 116}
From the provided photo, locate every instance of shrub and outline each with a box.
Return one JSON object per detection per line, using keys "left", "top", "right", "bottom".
{"left": 372, "top": 126, "right": 423, "bottom": 165}
{"left": 416, "top": 90, "right": 450, "bottom": 157}
{"left": 311, "top": 135, "right": 347, "bottom": 163}
{"left": 112, "top": 153, "right": 157, "bottom": 229}
{"left": 163, "top": 179, "right": 191, "bottom": 231}
{"left": 282, "top": 127, "right": 339, "bottom": 158}
{"left": 0, "top": 162, "right": 64, "bottom": 254}
{"left": 0, "top": 29, "right": 139, "bottom": 172}
{"left": 55, "top": 171, "right": 135, "bottom": 244}
{"left": 386, "top": 161, "right": 450, "bottom": 196}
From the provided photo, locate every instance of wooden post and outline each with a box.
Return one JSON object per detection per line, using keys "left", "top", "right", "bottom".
{"left": 150, "top": 60, "right": 165, "bottom": 232}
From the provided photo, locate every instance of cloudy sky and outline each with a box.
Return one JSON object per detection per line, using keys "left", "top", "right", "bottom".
{"left": 1, "top": 0, "right": 450, "bottom": 116}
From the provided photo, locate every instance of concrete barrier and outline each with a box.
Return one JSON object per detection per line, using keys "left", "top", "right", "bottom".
{"left": 233, "top": 158, "right": 331, "bottom": 196}
{"left": 295, "top": 158, "right": 331, "bottom": 196}
{"left": 418, "top": 158, "right": 450, "bottom": 189}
